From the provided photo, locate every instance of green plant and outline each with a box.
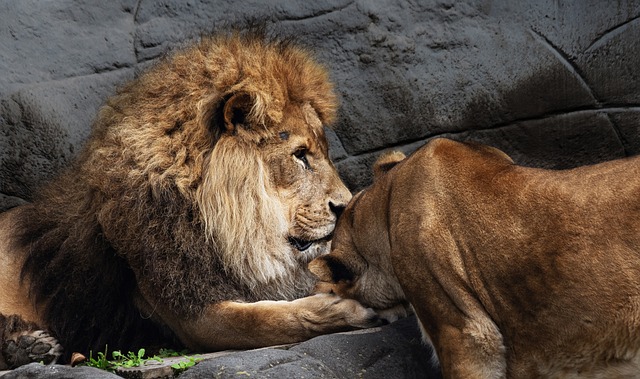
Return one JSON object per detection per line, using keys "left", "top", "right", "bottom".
{"left": 84, "top": 347, "right": 158, "bottom": 372}
{"left": 85, "top": 345, "right": 114, "bottom": 371}
{"left": 157, "top": 348, "right": 190, "bottom": 357}
{"left": 171, "top": 355, "right": 202, "bottom": 374}
{"left": 83, "top": 346, "right": 200, "bottom": 374}
{"left": 111, "top": 348, "right": 147, "bottom": 368}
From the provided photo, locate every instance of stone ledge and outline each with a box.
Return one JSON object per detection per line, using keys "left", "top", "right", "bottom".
{"left": 1, "top": 317, "right": 441, "bottom": 379}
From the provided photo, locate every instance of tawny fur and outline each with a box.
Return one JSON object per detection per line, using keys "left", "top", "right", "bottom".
{"left": 0, "top": 29, "right": 379, "bottom": 368}
{"left": 310, "top": 138, "right": 640, "bottom": 379}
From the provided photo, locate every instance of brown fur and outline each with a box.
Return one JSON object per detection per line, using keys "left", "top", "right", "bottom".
{"left": 310, "top": 138, "right": 640, "bottom": 378}
{"left": 0, "top": 30, "right": 379, "bottom": 368}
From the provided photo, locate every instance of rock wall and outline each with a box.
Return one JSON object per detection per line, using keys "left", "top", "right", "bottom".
{"left": 1, "top": 0, "right": 639, "bottom": 211}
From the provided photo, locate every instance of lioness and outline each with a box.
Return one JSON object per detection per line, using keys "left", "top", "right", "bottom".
{"left": 310, "top": 138, "right": 640, "bottom": 378}
{"left": 0, "top": 30, "right": 378, "bottom": 369}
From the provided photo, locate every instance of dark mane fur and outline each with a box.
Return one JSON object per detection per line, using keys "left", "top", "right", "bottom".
{"left": 14, "top": 169, "right": 173, "bottom": 357}
{"left": 14, "top": 156, "right": 251, "bottom": 356}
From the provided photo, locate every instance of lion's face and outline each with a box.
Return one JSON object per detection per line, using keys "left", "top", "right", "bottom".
{"left": 265, "top": 102, "right": 351, "bottom": 256}
{"left": 197, "top": 92, "right": 351, "bottom": 298}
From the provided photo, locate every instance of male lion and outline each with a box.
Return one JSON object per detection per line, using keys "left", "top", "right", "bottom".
{"left": 0, "top": 30, "right": 379, "bottom": 369}
{"left": 310, "top": 138, "right": 640, "bottom": 378}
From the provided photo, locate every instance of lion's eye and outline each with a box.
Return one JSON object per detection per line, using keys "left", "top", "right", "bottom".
{"left": 294, "top": 148, "right": 310, "bottom": 169}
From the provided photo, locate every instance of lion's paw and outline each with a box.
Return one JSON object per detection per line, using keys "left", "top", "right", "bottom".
{"left": 296, "top": 294, "right": 382, "bottom": 332}
{"left": 3, "top": 330, "right": 63, "bottom": 368}
{"left": 333, "top": 297, "right": 381, "bottom": 329}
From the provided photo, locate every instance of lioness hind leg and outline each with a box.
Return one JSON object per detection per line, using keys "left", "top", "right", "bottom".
{"left": 0, "top": 314, "right": 63, "bottom": 370}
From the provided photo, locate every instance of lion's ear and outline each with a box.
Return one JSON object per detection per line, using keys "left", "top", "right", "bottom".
{"left": 373, "top": 151, "right": 406, "bottom": 179}
{"left": 221, "top": 92, "right": 254, "bottom": 134}
{"left": 309, "top": 255, "right": 354, "bottom": 283}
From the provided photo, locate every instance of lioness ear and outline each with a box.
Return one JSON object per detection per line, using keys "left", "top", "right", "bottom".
{"left": 309, "top": 255, "right": 354, "bottom": 283}
{"left": 373, "top": 151, "right": 406, "bottom": 179}
{"left": 221, "top": 92, "right": 254, "bottom": 134}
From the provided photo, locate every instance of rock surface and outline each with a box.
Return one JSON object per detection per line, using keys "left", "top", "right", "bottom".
{"left": 179, "top": 317, "right": 439, "bottom": 379}
{"left": 3, "top": 317, "right": 438, "bottom": 379}
{"left": 0, "top": 1, "right": 639, "bottom": 378}
{"left": 1, "top": 0, "right": 639, "bottom": 208}
{"left": 2, "top": 363, "right": 121, "bottom": 379}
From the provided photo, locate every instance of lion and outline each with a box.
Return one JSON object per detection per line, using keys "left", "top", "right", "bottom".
{"left": 0, "top": 30, "right": 380, "bottom": 369}
{"left": 309, "top": 138, "right": 640, "bottom": 378}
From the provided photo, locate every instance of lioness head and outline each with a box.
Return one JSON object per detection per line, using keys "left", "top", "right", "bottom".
{"left": 309, "top": 151, "right": 407, "bottom": 310}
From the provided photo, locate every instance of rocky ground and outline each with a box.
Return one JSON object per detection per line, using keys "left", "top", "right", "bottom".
{"left": 3, "top": 317, "right": 441, "bottom": 379}
{"left": 1, "top": 0, "right": 639, "bottom": 377}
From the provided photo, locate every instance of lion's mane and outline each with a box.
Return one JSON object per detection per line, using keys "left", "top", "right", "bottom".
{"left": 13, "top": 29, "right": 338, "bottom": 356}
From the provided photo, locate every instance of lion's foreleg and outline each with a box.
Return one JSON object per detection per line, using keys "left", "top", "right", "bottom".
{"left": 171, "top": 294, "right": 380, "bottom": 351}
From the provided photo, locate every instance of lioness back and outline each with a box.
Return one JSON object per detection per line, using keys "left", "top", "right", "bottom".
{"left": 397, "top": 139, "right": 640, "bottom": 372}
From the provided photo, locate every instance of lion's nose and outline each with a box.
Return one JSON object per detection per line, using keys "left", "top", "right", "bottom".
{"left": 329, "top": 201, "right": 346, "bottom": 218}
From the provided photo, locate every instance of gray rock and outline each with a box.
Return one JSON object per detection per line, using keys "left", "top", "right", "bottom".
{"left": 0, "top": 69, "right": 132, "bottom": 203}
{"left": 290, "top": 316, "right": 439, "bottom": 379}
{"left": 1, "top": 318, "right": 440, "bottom": 378}
{"left": 2, "top": 362, "right": 121, "bottom": 379}
{"left": 610, "top": 111, "right": 640, "bottom": 156}
{"left": 0, "top": 1, "right": 136, "bottom": 98}
{"left": 178, "top": 348, "right": 338, "bottom": 379}
{"left": 179, "top": 316, "right": 440, "bottom": 379}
